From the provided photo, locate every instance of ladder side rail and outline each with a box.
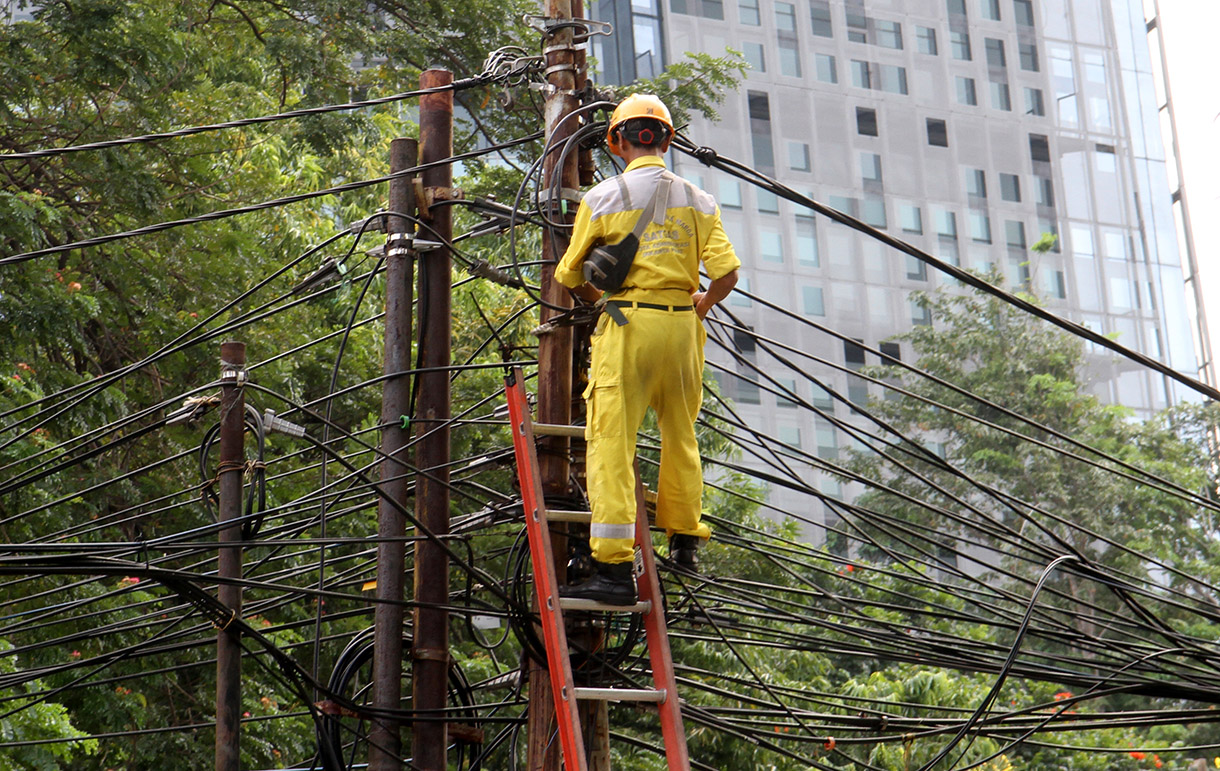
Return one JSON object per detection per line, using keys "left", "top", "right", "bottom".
{"left": 633, "top": 469, "right": 691, "bottom": 770}
{"left": 505, "top": 370, "right": 588, "bottom": 769}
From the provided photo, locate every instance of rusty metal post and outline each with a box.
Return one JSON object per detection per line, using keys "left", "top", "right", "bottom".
{"left": 368, "top": 137, "right": 419, "bottom": 771}
{"left": 215, "top": 342, "right": 245, "bottom": 771}
{"left": 411, "top": 68, "right": 453, "bottom": 771}
{"left": 529, "top": 0, "right": 587, "bottom": 768}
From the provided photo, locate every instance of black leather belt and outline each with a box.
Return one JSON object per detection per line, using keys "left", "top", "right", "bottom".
{"left": 607, "top": 300, "right": 695, "bottom": 312}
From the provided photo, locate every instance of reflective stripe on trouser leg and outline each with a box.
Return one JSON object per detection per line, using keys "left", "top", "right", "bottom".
{"left": 586, "top": 307, "right": 708, "bottom": 563}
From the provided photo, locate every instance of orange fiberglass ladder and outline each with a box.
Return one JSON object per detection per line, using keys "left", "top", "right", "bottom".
{"left": 504, "top": 367, "right": 690, "bottom": 771}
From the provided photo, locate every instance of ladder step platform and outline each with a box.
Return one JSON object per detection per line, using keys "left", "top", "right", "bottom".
{"left": 574, "top": 687, "right": 667, "bottom": 703}
{"left": 504, "top": 368, "right": 690, "bottom": 771}
{"left": 546, "top": 509, "right": 592, "bottom": 524}
{"left": 559, "top": 597, "right": 651, "bottom": 613}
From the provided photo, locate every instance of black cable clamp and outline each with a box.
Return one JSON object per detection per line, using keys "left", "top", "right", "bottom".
{"left": 692, "top": 146, "right": 720, "bottom": 167}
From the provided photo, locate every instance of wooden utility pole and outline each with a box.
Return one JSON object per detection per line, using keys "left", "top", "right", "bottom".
{"left": 215, "top": 341, "right": 245, "bottom": 771}
{"left": 411, "top": 68, "right": 454, "bottom": 771}
{"left": 529, "top": 0, "right": 589, "bottom": 768}
{"left": 368, "top": 137, "right": 419, "bottom": 771}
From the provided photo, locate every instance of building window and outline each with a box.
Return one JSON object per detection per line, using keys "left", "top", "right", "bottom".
{"left": 776, "top": 378, "right": 799, "bottom": 408}
{"left": 1005, "top": 220, "right": 1027, "bottom": 249}
{"left": 970, "top": 212, "right": 992, "bottom": 243}
{"left": 789, "top": 141, "right": 811, "bottom": 171}
{"left": 1029, "top": 133, "right": 1050, "bottom": 163}
{"left": 797, "top": 225, "right": 819, "bottom": 266}
{"left": 985, "top": 38, "right": 1006, "bottom": 68}
{"left": 1014, "top": 0, "right": 1034, "bottom": 26}
{"left": 760, "top": 229, "right": 784, "bottom": 262}
{"left": 906, "top": 254, "right": 928, "bottom": 280}
{"left": 1024, "top": 87, "right": 1045, "bottom": 116}
{"left": 917, "top": 26, "right": 938, "bottom": 55}
{"left": 758, "top": 189, "right": 780, "bottom": 213}
{"left": 900, "top": 203, "right": 923, "bottom": 234}
{"left": 927, "top": 118, "right": 948, "bottom": 147}
{"left": 846, "top": 12, "right": 867, "bottom": 43}
{"left": 880, "top": 341, "right": 902, "bottom": 365}
{"left": 876, "top": 20, "right": 903, "bottom": 50}
{"left": 1019, "top": 42, "right": 1039, "bottom": 71}
{"left": 911, "top": 297, "right": 933, "bottom": 325}
{"left": 947, "top": 0, "right": 967, "bottom": 15}
{"left": 1000, "top": 173, "right": 1021, "bottom": 202}
{"left": 965, "top": 168, "right": 987, "bottom": 198}
{"left": 956, "top": 76, "right": 977, "bottom": 106}
{"left": 816, "top": 53, "right": 838, "bottom": 83}
{"left": 880, "top": 65, "right": 909, "bottom": 95}
{"left": 851, "top": 60, "right": 872, "bottom": 89}
{"left": 936, "top": 209, "right": 958, "bottom": 238}
{"left": 803, "top": 285, "right": 826, "bottom": 316}
{"left": 779, "top": 39, "right": 802, "bottom": 77}
{"left": 736, "top": 376, "right": 761, "bottom": 404}
{"left": 775, "top": 1, "right": 796, "bottom": 31}
{"left": 810, "top": 0, "right": 833, "bottom": 37}
{"left": 980, "top": 0, "right": 1001, "bottom": 20}
{"left": 845, "top": 339, "right": 866, "bottom": 369}
{"left": 748, "top": 92, "right": 775, "bottom": 171}
{"left": 862, "top": 196, "right": 887, "bottom": 228}
{"left": 1045, "top": 269, "right": 1067, "bottom": 299}
{"left": 1036, "top": 176, "right": 1054, "bottom": 207}
{"left": 991, "top": 82, "right": 1011, "bottom": 111}
{"left": 951, "top": 31, "right": 971, "bottom": 60}
{"left": 743, "top": 41, "right": 766, "bottom": 71}
{"left": 778, "top": 425, "right": 802, "bottom": 448}
{"left": 817, "top": 422, "right": 838, "bottom": 459}
{"left": 856, "top": 107, "right": 878, "bottom": 136}
{"left": 861, "top": 152, "right": 883, "bottom": 183}
{"left": 739, "top": 0, "right": 761, "bottom": 25}
{"left": 671, "top": 0, "right": 725, "bottom": 20}
{"left": 720, "top": 177, "right": 742, "bottom": 208}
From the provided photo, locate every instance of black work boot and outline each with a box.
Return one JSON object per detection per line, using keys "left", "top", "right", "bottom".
{"left": 669, "top": 534, "right": 700, "bottom": 573}
{"left": 560, "top": 559, "right": 637, "bottom": 606}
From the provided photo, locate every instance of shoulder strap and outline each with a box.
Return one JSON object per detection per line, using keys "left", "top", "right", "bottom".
{"left": 629, "top": 174, "right": 671, "bottom": 240}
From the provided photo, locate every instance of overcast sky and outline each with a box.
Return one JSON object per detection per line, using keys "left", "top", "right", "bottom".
{"left": 1157, "top": 0, "right": 1220, "bottom": 382}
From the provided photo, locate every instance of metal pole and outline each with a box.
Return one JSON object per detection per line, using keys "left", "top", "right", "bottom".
{"left": 369, "top": 137, "right": 419, "bottom": 771}
{"left": 530, "top": 0, "right": 586, "bottom": 767}
{"left": 411, "top": 68, "right": 453, "bottom": 771}
{"left": 215, "top": 341, "right": 245, "bottom": 771}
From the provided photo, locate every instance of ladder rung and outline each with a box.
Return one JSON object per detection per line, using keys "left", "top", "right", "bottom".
{"left": 547, "top": 509, "right": 592, "bottom": 524}
{"left": 574, "top": 687, "right": 666, "bottom": 703}
{"left": 560, "top": 597, "right": 651, "bottom": 614}
{"left": 533, "top": 422, "right": 585, "bottom": 438}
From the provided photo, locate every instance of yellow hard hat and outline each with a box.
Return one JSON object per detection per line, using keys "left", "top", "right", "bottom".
{"left": 606, "top": 94, "right": 674, "bottom": 157}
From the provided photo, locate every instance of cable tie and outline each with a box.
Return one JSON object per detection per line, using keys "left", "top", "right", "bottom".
{"left": 400, "top": 415, "right": 411, "bottom": 430}
{"left": 245, "top": 459, "right": 267, "bottom": 473}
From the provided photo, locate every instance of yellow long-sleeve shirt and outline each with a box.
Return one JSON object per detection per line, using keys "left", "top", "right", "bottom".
{"left": 554, "top": 156, "right": 740, "bottom": 299}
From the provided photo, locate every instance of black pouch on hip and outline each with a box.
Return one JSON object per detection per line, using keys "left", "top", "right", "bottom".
{"left": 582, "top": 176, "right": 671, "bottom": 293}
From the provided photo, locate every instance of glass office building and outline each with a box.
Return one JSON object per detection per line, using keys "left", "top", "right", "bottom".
{"left": 589, "top": 0, "right": 1212, "bottom": 528}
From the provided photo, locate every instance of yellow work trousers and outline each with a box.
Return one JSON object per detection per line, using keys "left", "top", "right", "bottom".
{"left": 584, "top": 295, "right": 711, "bottom": 564}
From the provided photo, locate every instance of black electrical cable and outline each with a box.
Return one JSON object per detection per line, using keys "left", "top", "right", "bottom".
{"left": 0, "top": 133, "right": 542, "bottom": 266}
{"left": 0, "top": 74, "right": 501, "bottom": 162}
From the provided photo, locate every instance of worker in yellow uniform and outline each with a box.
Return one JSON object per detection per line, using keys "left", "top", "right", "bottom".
{"left": 555, "top": 94, "right": 740, "bottom": 605}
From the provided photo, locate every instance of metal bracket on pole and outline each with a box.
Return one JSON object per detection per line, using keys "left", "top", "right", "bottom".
{"left": 523, "top": 15, "right": 613, "bottom": 44}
